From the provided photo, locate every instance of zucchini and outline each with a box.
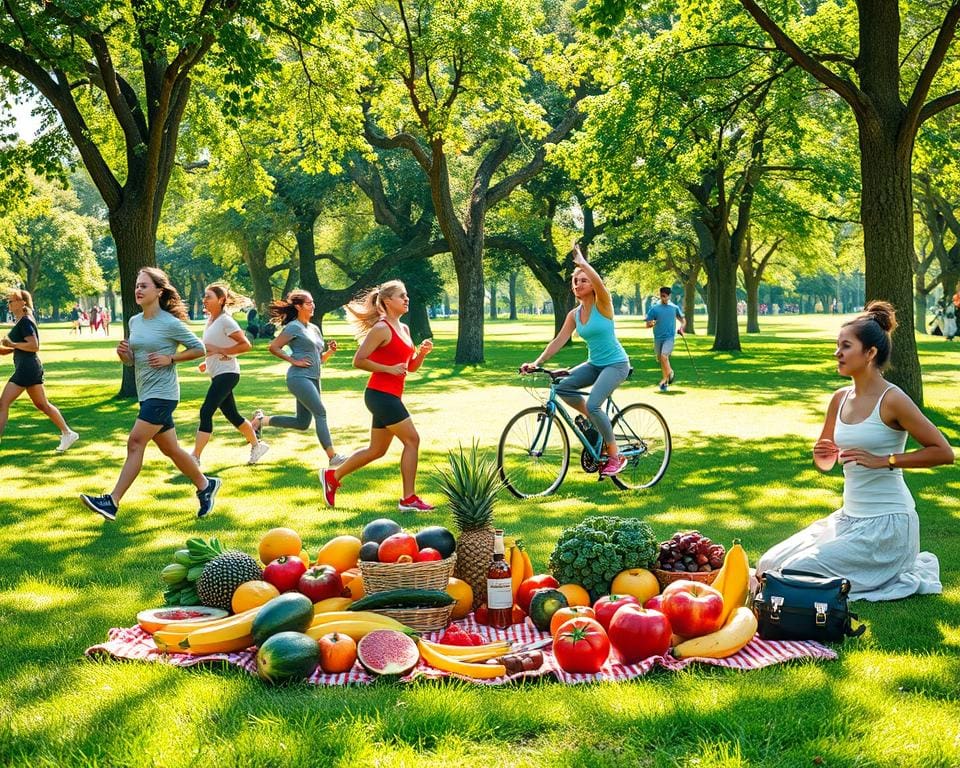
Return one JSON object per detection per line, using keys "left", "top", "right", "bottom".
{"left": 349, "top": 589, "right": 455, "bottom": 611}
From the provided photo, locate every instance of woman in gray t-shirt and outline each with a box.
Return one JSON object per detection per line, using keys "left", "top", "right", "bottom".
{"left": 250, "top": 289, "right": 346, "bottom": 469}
{"left": 80, "top": 268, "right": 221, "bottom": 523}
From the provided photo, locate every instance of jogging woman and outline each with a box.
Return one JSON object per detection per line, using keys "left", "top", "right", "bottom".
{"left": 320, "top": 280, "right": 434, "bottom": 511}
{"left": 191, "top": 283, "right": 269, "bottom": 466}
{"left": 80, "top": 268, "right": 220, "bottom": 521}
{"left": 250, "top": 290, "right": 345, "bottom": 469}
{"left": 0, "top": 289, "right": 78, "bottom": 451}
{"left": 520, "top": 244, "right": 631, "bottom": 477}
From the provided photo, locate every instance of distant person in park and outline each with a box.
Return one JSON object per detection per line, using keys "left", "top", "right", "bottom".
{"left": 70, "top": 304, "right": 81, "bottom": 334}
{"left": 645, "top": 286, "right": 685, "bottom": 392}
{"left": 79, "top": 309, "right": 90, "bottom": 334}
{"left": 953, "top": 281, "right": 960, "bottom": 314}
{"left": 321, "top": 280, "right": 435, "bottom": 510}
{"left": 757, "top": 301, "right": 954, "bottom": 601}
{"left": 0, "top": 289, "right": 79, "bottom": 452}
{"left": 191, "top": 283, "right": 269, "bottom": 467}
{"left": 90, "top": 305, "right": 102, "bottom": 334}
{"left": 250, "top": 290, "right": 345, "bottom": 470}
{"left": 80, "top": 268, "right": 221, "bottom": 522}
{"left": 520, "top": 244, "right": 631, "bottom": 478}
{"left": 102, "top": 306, "right": 111, "bottom": 336}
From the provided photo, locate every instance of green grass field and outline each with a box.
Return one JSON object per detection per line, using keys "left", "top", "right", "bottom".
{"left": 1, "top": 314, "right": 958, "bottom": 768}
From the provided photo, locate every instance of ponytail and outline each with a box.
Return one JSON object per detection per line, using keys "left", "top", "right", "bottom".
{"left": 139, "top": 268, "right": 188, "bottom": 320}
{"left": 269, "top": 289, "right": 312, "bottom": 325}
{"left": 843, "top": 300, "right": 897, "bottom": 369}
{"left": 346, "top": 280, "right": 405, "bottom": 338}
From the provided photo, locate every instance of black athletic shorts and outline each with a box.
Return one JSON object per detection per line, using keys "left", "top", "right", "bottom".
{"left": 364, "top": 388, "right": 410, "bottom": 429}
{"left": 138, "top": 398, "right": 178, "bottom": 433}
{"left": 10, "top": 359, "right": 44, "bottom": 388}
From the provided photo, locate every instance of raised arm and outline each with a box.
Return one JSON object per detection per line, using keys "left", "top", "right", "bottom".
{"left": 573, "top": 244, "right": 614, "bottom": 317}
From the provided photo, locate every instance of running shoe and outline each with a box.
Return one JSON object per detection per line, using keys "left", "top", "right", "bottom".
{"left": 328, "top": 453, "right": 348, "bottom": 468}
{"left": 197, "top": 476, "right": 221, "bottom": 518}
{"left": 56, "top": 430, "right": 79, "bottom": 453}
{"left": 248, "top": 441, "right": 270, "bottom": 465}
{"left": 81, "top": 493, "right": 118, "bottom": 521}
{"left": 668, "top": 371, "right": 676, "bottom": 385}
{"left": 321, "top": 468, "right": 340, "bottom": 508}
{"left": 659, "top": 383, "right": 668, "bottom": 392}
{"left": 398, "top": 494, "right": 435, "bottom": 512}
{"left": 599, "top": 454, "right": 628, "bottom": 477}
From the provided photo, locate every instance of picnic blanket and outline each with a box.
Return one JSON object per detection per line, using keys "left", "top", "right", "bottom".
{"left": 86, "top": 615, "right": 838, "bottom": 685}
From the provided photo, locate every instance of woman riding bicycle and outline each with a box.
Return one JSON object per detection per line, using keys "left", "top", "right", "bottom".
{"left": 521, "top": 244, "right": 631, "bottom": 477}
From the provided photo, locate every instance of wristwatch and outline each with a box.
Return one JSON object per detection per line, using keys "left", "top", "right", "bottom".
{"left": 887, "top": 453, "right": 897, "bottom": 470}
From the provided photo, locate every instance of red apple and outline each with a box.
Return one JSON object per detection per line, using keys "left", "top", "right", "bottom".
{"left": 262, "top": 555, "right": 307, "bottom": 593}
{"left": 607, "top": 604, "right": 672, "bottom": 664}
{"left": 644, "top": 594, "right": 664, "bottom": 612}
{"left": 414, "top": 547, "right": 443, "bottom": 562}
{"left": 378, "top": 533, "right": 419, "bottom": 563}
{"left": 297, "top": 564, "right": 343, "bottom": 603}
{"left": 592, "top": 594, "right": 641, "bottom": 631}
{"left": 660, "top": 580, "right": 724, "bottom": 638}
{"left": 516, "top": 575, "right": 560, "bottom": 614}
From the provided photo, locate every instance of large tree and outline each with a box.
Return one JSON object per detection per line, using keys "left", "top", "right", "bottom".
{"left": 0, "top": 0, "right": 329, "bottom": 395}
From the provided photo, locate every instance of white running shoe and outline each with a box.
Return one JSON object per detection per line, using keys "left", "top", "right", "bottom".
{"left": 328, "top": 453, "right": 348, "bottom": 468}
{"left": 56, "top": 430, "right": 79, "bottom": 453}
{"left": 248, "top": 441, "right": 270, "bottom": 465}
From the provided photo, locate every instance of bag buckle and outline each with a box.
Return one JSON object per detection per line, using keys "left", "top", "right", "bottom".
{"left": 770, "top": 595, "right": 783, "bottom": 621}
{"left": 814, "top": 602, "right": 828, "bottom": 626}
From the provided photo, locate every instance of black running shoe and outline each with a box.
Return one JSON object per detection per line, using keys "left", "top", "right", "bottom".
{"left": 81, "top": 493, "right": 118, "bottom": 521}
{"left": 668, "top": 371, "right": 676, "bottom": 384}
{"left": 197, "top": 476, "right": 221, "bottom": 518}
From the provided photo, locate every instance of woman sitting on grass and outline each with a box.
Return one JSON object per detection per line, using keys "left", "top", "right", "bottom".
{"left": 757, "top": 301, "right": 954, "bottom": 601}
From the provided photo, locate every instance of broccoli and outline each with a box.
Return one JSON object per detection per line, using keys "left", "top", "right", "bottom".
{"left": 548, "top": 516, "right": 658, "bottom": 600}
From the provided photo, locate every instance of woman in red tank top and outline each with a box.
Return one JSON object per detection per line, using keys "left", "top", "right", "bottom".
{"left": 320, "top": 280, "right": 435, "bottom": 511}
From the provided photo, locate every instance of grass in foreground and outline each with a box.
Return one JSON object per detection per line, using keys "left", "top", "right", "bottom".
{"left": 1, "top": 314, "right": 958, "bottom": 768}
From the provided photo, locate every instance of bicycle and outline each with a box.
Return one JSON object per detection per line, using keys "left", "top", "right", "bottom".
{"left": 497, "top": 367, "right": 671, "bottom": 499}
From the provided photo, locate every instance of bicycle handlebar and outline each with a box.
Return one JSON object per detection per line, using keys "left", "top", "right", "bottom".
{"left": 518, "top": 366, "right": 570, "bottom": 380}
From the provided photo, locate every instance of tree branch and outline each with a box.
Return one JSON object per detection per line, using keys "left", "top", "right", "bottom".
{"left": 904, "top": 4, "right": 960, "bottom": 134}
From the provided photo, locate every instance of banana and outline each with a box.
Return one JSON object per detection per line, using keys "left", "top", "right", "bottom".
{"left": 521, "top": 549, "right": 534, "bottom": 580}
{"left": 160, "top": 606, "right": 261, "bottom": 634}
{"left": 716, "top": 540, "right": 750, "bottom": 625}
{"left": 417, "top": 639, "right": 507, "bottom": 678}
{"left": 419, "top": 638, "right": 511, "bottom": 662}
{"left": 180, "top": 609, "right": 261, "bottom": 648}
{"left": 510, "top": 545, "right": 525, "bottom": 600}
{"left": 155, "top": 634, "right": 254, "bottom": 656}
{"left": 672, "top": 607, "right": 758, "bottom": 659}
{"left": 309, "top": 611, "right": 408, "bottom": 630}
{"left": 305, "top": 620, "right": 412, "bottom": 643}
{"left": 313, "top": 597, "right": 354, "bottom": 613}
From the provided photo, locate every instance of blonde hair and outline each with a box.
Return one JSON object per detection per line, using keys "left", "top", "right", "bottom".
{"left": 139, "top": 267, "right": 188, "bottom": 320}
{"left": 346, "top": 280, "right": 406, "bottom": 337}
{"left": 7, "top": 288, "right": 33, "bottom": 314}
{"left": 269, "top": 289, "right": 312, "bottom": 325}
{"left": 206, "top": 283, "right": 251, "bottom": 314}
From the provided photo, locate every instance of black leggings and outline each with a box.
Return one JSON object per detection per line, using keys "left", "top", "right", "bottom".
{"left": 198, "top": 373, "right": 244, "bottom": 433}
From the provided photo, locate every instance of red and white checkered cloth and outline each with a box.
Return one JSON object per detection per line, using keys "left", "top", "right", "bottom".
{"left": 86, "top": 615, "right": 837, "bottom": 685}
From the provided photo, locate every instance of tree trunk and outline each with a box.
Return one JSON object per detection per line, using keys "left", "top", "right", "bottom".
{"left": 683, "top": 274, "right": 698, "bottom": 335}
{"left": 859, "top": 124, "right": 921, "bottom": 402}
{"left": 744, "top": 272, "right": 760, "bottom": 333}
{"left": 547, "top": 283, "right": 575, "bottom": 336}
{"left": 489, "top": 281, "right": 498, "bottom": 320}
{"left": 711, "top": 236, "right": 741, "bottom": 351}
{"left": 241, "top": 241, "right": 275, "bottom": 321}
{"left": 296, "top": 220, "right": 321, "bottom": 322}
{"left": 110, "top": 205, "right": 157, "bottom": 398}
{"left": 450, "top": 239, "right": 486, "bottom": 363}
{"left": 404, "top": 297, "right": 433, "bottom": 342}
{"left": 913, "top": 285, "right": 927, "bottom": 335}
{"left": 508, "top": 271, "right": 518, "bottom": 320}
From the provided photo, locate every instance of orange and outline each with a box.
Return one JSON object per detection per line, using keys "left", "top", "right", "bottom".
{"left": 610, "top": 568, "right": 660, "bottom": 604}
{"left": 231, "top": 580, "right": 280, "bottom": 613}
{"left": 550, "top": 605, "right": 596, "bottom": 638}
{"left": 316, "top": 535, "right": 363, "bottom": 572}
{"left": 556, "top": 583, "right": 592, "bottom": 607}
{"left": 446, "top": 577, "right": 474, "bottom": 620}
{"left": 341, "top": 568, "right": 365, "bottom": 600}
{"left": 258, "top": 527, "right": 302, "bottom": 565}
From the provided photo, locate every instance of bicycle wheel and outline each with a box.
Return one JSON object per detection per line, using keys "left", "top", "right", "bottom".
{"left": 498, "top": 406, "right": 570, "bottom": 499}
{"left": 610, "top": 403, "right": 671, "bottom": 490}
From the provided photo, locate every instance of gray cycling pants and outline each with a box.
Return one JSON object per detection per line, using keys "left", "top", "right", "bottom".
{"left": 554, "top": 361, "right": 630, "bottom": 446}
{"left": 268, "top": 376, "right": 332, "bottom": 449}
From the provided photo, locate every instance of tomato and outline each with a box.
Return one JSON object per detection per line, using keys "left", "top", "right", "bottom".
{"left": 550, "top": 605, "right": 596, "bottom": 638}
{"left": 474, "top": 603, "right": 488, "bottom": 625}
{"left": 516, "top": 574, "right": 560, "bottom": 614}
{"left": 552, "top": 617, "right": 610, "bottom": 674}
{"left": 592, "top": 594, "right": 641, "bottom": 631}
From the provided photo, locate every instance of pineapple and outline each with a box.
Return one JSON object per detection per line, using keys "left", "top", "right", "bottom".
{"left": 438, "top": 441, "right": 505, "bottom": 610}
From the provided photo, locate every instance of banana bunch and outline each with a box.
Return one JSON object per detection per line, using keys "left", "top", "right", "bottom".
{"left": 161, "top": 537, "right": 226, "bottom": 607}
{"left": 502, "top": 536, "right": 534, "bottom": 602}
{"left": 153, "top": 605, "right": 262, "bottom": 655}
{"left": 304, "top": 611, "right": 413, "bottom": 643}
{"left": 418, "top": 637, "right": 511, "bottom": 678}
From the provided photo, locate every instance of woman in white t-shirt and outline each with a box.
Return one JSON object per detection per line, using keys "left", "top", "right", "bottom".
{"left": 191, "top": 284, "right": 269, "bottom": 466}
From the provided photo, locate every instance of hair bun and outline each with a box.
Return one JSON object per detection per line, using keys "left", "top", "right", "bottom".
{"left": 863, "top": 300, "right": 897, "bottom": 334}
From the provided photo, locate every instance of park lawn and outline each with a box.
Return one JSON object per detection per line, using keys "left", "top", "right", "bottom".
{"left": 0, "top": 313, "right": 958, "bottom": 768}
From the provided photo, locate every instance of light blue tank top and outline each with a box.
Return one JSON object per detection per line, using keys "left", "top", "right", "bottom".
{"left": 575, "top": 304, "right": 629, "bottom": 367}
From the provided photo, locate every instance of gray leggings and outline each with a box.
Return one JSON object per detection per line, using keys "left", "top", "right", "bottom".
{"left": 555, "top": 361, "right": 630, "bottom": 446}
{"left": 268, "top": 376, "right": 332, "bottom": 449}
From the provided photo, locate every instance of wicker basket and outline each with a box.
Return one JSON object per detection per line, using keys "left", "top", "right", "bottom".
{"left": 653, "top": 567, "right": 720, "bottom": 591}
{"left": 360, "top": 553, "right": 457, "bottom": 594}
{"left": 373, "top": 604, "right": 453, "bottom": 633}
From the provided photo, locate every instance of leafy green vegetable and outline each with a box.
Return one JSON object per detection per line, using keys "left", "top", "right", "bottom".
{"left": 548, "top": 516, "right": 658, "bottom": 600}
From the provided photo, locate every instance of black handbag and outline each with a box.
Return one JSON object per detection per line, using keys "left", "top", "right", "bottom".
{"left": 753, "top": 569, "right": 866, "bottom": 642}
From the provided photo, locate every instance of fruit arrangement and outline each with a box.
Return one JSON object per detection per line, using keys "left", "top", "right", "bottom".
{"left": 160, "top": 537, "right": 237, "bottom": 607}
{"left": 358, "top": 518, "right": 456, "bottom": 563}
{"left": 655, "top": 530, "right": 726, "bottom": 573}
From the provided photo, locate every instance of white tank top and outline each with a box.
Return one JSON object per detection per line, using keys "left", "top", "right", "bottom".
{"left": 833, "top": 385, "right": 913, "bottom": 518}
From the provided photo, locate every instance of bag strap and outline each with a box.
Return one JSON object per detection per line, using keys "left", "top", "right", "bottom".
{"left": 846, "top": 612, "right": 867, "bottom": 638}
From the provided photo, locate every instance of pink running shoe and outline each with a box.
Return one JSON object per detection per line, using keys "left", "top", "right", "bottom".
{"left": 599, "top": 453, "right": 628, "bottom": 477}
{"left": 320, "top": 468, "right": 340, "bottom": 507}
{"left": 398, "top": 494, "right": 435, "bottom": 512}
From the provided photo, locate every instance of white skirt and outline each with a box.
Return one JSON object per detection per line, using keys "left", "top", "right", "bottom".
{"left": 756, "top": 509, "right": 941, "bottom": 602}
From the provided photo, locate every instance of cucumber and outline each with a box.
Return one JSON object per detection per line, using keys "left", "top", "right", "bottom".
{"left": 349, "top": 589, "right": 455, "bottom": 611}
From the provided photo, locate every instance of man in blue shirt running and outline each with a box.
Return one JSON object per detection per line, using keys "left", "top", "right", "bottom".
{"left": 645, "top": 287, "right": 685, "bottom": 392}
